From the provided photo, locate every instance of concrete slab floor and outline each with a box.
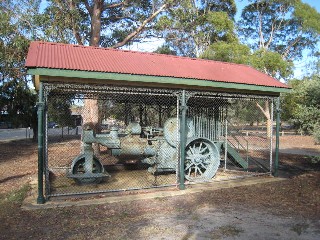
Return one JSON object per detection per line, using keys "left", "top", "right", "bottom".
{"left": 22, "top": 176, "right": 285, "bottom": 210}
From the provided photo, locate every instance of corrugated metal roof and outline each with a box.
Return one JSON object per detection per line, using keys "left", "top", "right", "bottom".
{"left": 25, "top": 41, "right": 289, "bottom": 89}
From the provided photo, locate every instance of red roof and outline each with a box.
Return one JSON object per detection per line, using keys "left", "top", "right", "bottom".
{"left": 25, "top": 41, "right": 288, "bottom": 89}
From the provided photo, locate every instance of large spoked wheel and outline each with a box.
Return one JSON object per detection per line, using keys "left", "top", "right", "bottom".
{"left": 72, "top": 157, "right": 104, "bottom": 184}
{"left": 185, "top": 138, "right": 220, "bottom": 182}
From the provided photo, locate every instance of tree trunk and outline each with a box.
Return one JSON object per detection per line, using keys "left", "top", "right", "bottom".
{"left": 256, "top": 101, "right": 272, "bottom": 138}
{"left": 112, "top": 3, "right": 167, "bottom": 48}
{"left": 82, "top": 0, "right": 104, "bottom": 155}
{"left": 90, "top": 0, "right": 104, "bottom": 46}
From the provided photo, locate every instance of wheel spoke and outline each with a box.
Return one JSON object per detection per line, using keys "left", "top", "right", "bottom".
{"left": 200, "top": 163, "right": 207, "bottom": 169}
{"left": 186, "top": 149, "right": 192, "bottom": 156}
{"left": 202, "top": 153, "right": 211, "bottom": 160}
{"left": 191, "top": 145, "right": 196, "bottom": 154}
{"left": 185, "top": 163, "right": 193, "bottom": 171}
{"left": 200, "top": 146, "right": 208, "bottom": 153}
{"left": 197, "top": 142, "right": 203, "bottom": 153}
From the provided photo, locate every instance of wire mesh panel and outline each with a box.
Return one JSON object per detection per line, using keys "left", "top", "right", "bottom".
{"left": 185, "top": 92, "right": 274, "bottom": 183}
{"left": 42, "top": 82, "right": 276, "bottom": 197}
{"left": 43, "top": 83, "right": 180, "bottom": 197}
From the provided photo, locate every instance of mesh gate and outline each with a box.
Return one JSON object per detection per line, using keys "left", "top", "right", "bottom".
{"left": 44, "top": 83, "right": 180, "bottom": 197}
{"left": 42, "top": 83, "right": 275, "bottom": 197}
{"left": 185, "top": 93, "right": 274, "bottom": 183}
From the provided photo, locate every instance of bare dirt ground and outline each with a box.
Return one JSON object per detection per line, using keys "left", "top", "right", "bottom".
{"left": 0, "top": 136, "right": 319, "bottom": 239}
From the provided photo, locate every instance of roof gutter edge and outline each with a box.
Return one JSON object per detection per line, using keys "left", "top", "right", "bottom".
{"left": 27, "top": 68, "right": 290, "bottom": 94}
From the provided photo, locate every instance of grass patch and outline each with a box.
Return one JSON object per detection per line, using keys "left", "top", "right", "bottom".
{"left": 0, "top": 184, "right": 31, "bottom": 208}
{"left": 309, "top": 156, "right": 320, "bottom": 164}
{"left": 210, "top": 225, "right": 244, "bottom": 239}
{"left": 291, "top": 223, "right": 309, "bottom": 235}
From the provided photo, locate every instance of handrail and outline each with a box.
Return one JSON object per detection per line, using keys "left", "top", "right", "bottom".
{"left": 223, "top": 119, "right": 270, "bottom": 171}
{"left": 224, "top": 120, "right": 248, "bottom": 151}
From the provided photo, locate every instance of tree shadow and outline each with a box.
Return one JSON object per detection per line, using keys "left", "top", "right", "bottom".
{"left": 0, "top": 174, "right": 29, "bottom": 184}
{"left": 0, "top": 139, "right": 37, "bottom": 164}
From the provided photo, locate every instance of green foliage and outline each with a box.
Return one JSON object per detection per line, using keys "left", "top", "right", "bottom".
{"left": 228, "top": 99, "right": 265, "bottom": 125}
{"left": 0, "top": 2, "right": 37, "bottom": 128}
{"left": 294, "top": 1, "right": 320, "bottom": 33}
{"left": 249, "top": 50, "right": 293, "bottom": 79}
{"left": 281, "top": 79, "right": 302, "bottom": 121}
{"left": 282, "top": 74, "right": 320, "bottom": 142}
{"left": 47, "top": 94, "right": 75, "bottom": 127}
{"left": 311, "top": 124, "right": 320, "bottom": 144}
{"left": 154, "top": 44, "right": 177, "bottom": 55}
{"left": 202, "top": 42, "right": 293, "bottom": 80}
{"left": 201, "top": 41, "right": 251, "bottom": 64}
{"left": 41, "top": 0, "right": 163, "bottom": 47}
{"left": 36, "top": 3, "right": 79, "bottom": 43}
{"left": 157, "top": 0, "right": 237, "bottom": 57}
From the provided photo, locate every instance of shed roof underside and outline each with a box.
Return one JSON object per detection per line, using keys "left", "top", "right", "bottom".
{"left": 25, "top": 41, "right": 290, "bottom": 95}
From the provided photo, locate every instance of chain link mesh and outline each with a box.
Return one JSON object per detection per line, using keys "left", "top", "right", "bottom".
{"left": 44, "top": 83, "right": 179, "bottom": 196}
{"left": 184, "top": 93, "right": 273, "bottom": 183}
{"left": 43, "top": 83, "right": 275, "bottom": 197}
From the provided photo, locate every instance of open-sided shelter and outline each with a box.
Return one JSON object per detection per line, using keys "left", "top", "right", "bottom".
{"left": 26, "top": 41, "right": 289, "bottom": 203}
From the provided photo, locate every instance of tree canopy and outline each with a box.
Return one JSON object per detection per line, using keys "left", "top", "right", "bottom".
{"left": 37, "top": 0, "right": 170, "bottom": 47}
{"left": 0, "top": 1, "right": 37, "bottom": 129}
{"left": 156, "top": 0, "right": 237, "bottom": 57}
{"left": 238, "top": 0, "right": 320, "bottom": 61}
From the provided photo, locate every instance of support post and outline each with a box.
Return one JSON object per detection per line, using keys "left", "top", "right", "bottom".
{"left": 37, "top": 82, "right": 45, "bottom": 204}
{"left": 179, "top": 90, "right": 187, "bottom": 190}
{"left": 274, "top": 97, "right": 281, "bottom": 177}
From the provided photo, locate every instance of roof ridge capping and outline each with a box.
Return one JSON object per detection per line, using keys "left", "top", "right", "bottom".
{"left": 32, "top": 41, "right": 253, "bottom": 67}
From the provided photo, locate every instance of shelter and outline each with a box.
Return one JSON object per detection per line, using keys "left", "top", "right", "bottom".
{"left": 26, "top": 41, "right": 289, "bottom": 203}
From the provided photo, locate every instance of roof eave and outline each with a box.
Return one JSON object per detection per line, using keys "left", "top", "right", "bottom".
{"left": 27, "top": 68, "right": 290, "bottom": 95}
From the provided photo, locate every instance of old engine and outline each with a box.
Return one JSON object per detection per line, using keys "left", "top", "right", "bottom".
{"left": 68, "top": 117, "right": 221, "bottom": 184}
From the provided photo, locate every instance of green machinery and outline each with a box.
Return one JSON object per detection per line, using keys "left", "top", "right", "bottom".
{"left": 68, "top": 117, "right": 248, "bottom": 184}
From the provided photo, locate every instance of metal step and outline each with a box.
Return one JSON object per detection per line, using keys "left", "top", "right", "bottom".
{"left": 222, "top": 142, "right": 248, "bottom": 169}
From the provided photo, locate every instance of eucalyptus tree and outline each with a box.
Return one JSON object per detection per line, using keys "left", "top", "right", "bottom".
{"left": 0, "top": 1, "right": 39, "bottom": 132}
{"left": 156, "top": 0, "right": 237, "bottom": 57}
{"left": 238, "top": 0, "right": 320, "bottom": 61}
{"left": 282, "top": 73, "right": 320, "bottom": 142}
{"left": 203, "top": 0, "right": 318, "bottom": 135}
{"left": 39, "top": 0, "right": 170, "bottom": 48}
{"left": 235, "top": 0, "right": 320, "bottom": 136}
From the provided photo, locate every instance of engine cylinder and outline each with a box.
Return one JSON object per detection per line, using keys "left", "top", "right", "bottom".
{"left": 119, "top": 135, "right": 156, "bottom": 157}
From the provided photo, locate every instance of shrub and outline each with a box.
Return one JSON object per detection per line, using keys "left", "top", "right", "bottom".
{"left": 312, "top": 124, "right": 320, "bottom": 144}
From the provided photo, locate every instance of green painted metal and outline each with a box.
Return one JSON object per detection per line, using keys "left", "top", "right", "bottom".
{"left": 222, "top": 142, "right": 248, "bottom": 169}
{"left": 27, "top": 68, "right": 290, "bottom": 94}
{"left": 274, "top": 97, "right": 281, "bottom": 177}
{"left": 37, "top": 82, "right": 45, "bottom": 204}
{"left": 179, "top": 91, "right": 187, "bottom": 190}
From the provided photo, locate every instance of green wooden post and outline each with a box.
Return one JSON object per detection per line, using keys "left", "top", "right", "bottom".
{"left": 179, "top": 90, "right": 187, "bottom": 190}
{"left": 37, "top": 82, "right": 45, "bottom": 204}
{"left": 274, "top": 97, "right": 281, "bottom": 177}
